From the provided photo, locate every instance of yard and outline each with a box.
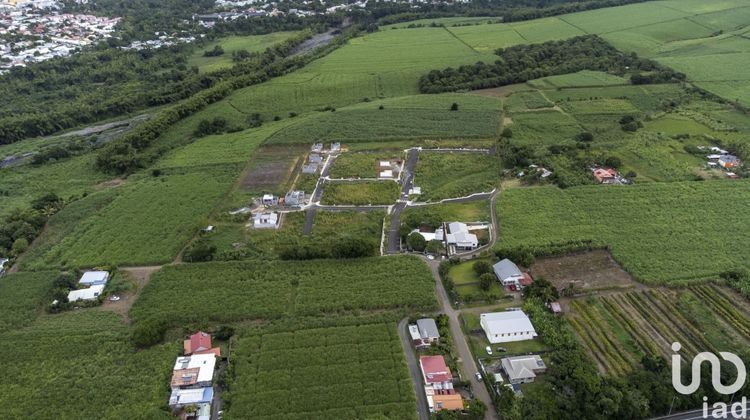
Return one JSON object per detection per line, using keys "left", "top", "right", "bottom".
{"left": 329, "top": 152, "right": 403, "bottom": 179}
{"left": 413, "top": 152, "right": 498, "bottom": 201}
{"left": 321, "top": 181, "right": 400, "bottom": 205}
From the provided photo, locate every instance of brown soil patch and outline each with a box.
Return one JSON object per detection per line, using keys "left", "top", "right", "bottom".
{"left": 96, "top": 178, "right": 126, "bottom": 188}
{"left": 471, "top": 83, "right": 531, "bottom": 98}
{"left": 502, "top": 117, "right": 513, "bottom": 126}
{"left": 100, "top": 265, "right": 162, "bottom": 323}
{"left": 531, "top": 249, "right": 641, "bottom": 293}
{"left": 241, "top": 145, "right": 308, "bottom": 193}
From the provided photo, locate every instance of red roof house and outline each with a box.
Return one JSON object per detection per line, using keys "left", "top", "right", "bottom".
{"left": 592, "top": 168, "right": 617, "bottom": 184}
{"left": 519, "top": 273, "right": 534, "bottom": 287}
{"left": 420, "top": 355, "right": 453, "bottom": 385}
{"left": 183, "top": 331, "right": 221, "bottom": 357}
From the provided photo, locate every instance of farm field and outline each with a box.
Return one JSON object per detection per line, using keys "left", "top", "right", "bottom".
{"left": 496, "top": 181, "right": 750, "bottom": 284}
{"left": 226, "top": 319, "right": 416, "bottom": 419}
{"left": 329, "top": 152, "right": 403, "bottom": 179}
{"left": 265, "top": 93, "right": 502, "bottom": 144}
{"left": 33, "top": 165, "right": 242, "bottom": 268}
{"left": 0, "top": 310, "right": 177, "bottom": 418}
{"left": 129, "top": 256, "right": 436, "bottom": 327}
{"left": 413, "top": 152, "right": 498, "bottom": 201}
{"left": 320, "top": 181, "right": 400, "bottom": 205}
{"left": 568, "top": 285, "right": 750, "bottom": 375}
{"left": 530, "top": 250, "right": 639, "bottom": 293}
{"left": 188, "top": 31, "right": 298, "bottom": 73}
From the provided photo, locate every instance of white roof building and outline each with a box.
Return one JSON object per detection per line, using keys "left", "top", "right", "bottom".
{"left": 169, "top": 387, "right": 213, "bottom": 408}
{"left": 501, "top": 355, "right": 547, "bottom": 384}
{"left": 68, "top": 284, "right": 105, "bottom": 302}
{"left": 79, "top": 271, "right": 109, "bottom": 285}
{"left": 445, "top": 222, "right": 478, "bottom": 250}
{"left": 379, "top": 169, "right": 394, "bottom": 179}
{"left": 253, "top": 212, "right": 279, "bottom": 229}
{"left": 493, "top": 259, "right": 524, "bottom": 286}
{"left": 408, "top": 324, "right": 421, "bottom": 341}
{"left": 172, "top": 354, "right": 216, "bottom": 389}
{"left": 480, "top": 311, "right": 538, "bottom": 344}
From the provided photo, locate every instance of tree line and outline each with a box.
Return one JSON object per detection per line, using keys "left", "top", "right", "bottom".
{"left": 418, "top": 35, "right": 683, "bottom": 93}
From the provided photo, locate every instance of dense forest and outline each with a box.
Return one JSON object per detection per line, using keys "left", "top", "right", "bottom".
{"left": 419, "top": 35, "right": 682, "bottom": 93}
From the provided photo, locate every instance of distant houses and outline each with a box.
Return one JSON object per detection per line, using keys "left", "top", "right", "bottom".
{"left": 419, "top": 355, "right": 464, "bottom": 412}
{"left": 480, "top": 311, "right": 538, "bottom": 344}
{"left": 169, "top": 332, "right": 219, "bottom": 419}
{"left": 408, "top": 318, "right": 440, "bottom": 348}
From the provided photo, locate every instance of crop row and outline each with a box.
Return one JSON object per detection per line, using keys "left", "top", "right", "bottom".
{"left": 599, "top": 295, "right": 659, "bottom": 358}
{"left": 690, "top": 285, "right": 750, "bottom": 337}
{"left": 570, "top": 300, "right": 633, "bottom": 375}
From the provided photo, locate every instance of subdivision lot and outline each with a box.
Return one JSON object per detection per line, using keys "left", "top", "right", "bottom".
{"left": 320, "top": 181, "right": 400, "bottom": 206}
{"left": 531, "top": 250, "right": 639, "bottom": 293}
{"left": 412, "top": 152, "right": 498, "bottom": 201}
{"left": 241, "top": 144, "right": 308, "bottom": 195}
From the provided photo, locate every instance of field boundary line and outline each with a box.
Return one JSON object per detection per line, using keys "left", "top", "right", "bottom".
{"left": 555, "top": 16, "right": 591, "bottom": 35}
{"left": 441, "top": 26, "right": 483, "bottom": 55}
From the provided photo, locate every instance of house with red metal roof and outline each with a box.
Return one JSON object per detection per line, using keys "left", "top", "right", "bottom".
{"left": 183, "top": 331, "right": 221, "bottom": 357}
{"left": 419, "top": 355, "right": 464, "bottom": 412}
{"left": 592, "top": 167, "right": 618, "bottom": 184}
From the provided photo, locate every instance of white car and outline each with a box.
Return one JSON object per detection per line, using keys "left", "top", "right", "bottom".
{"left": 475, "top": 372, "right": 482, "bottom": 381}
{"left": 485, "top": 346, "right": 493, "bottom": 355}
{"left": 109, "top": 295, "right": 121, "bottom": 302}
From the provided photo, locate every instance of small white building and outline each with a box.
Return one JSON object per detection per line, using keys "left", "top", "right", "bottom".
{"left": 262, "top": 194, "right": 278, "bottom": 206}
{"left": 253, "top": 212, "right": 279, "bottom": 229}
{"left": 68, "top": 284, "right": 105, "bottom": 302}
{"left": 480, "top": 311, "right": 538, "bottom": 344}
{"left": 379, "top": 169, "right": 394, "bottom": 179}
{"left": 79, "top": 271, "right": 109, "bottom": 286}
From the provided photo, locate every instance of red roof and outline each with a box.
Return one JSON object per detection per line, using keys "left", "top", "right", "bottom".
{"left": 190, "top": 331, "right": 212, "bottom": 353}
{"left": 420, "top": 355, "right": 452, "bottom": 383}
{"left": 520, "top": 272, "right": 534, "bottom": 286}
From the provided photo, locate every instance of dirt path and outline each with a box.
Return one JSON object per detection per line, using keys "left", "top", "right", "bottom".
{"left": 100, "top": 265, "right": 162, "bottom": 323}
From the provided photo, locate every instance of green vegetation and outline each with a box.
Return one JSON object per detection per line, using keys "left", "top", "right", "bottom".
{"left": 402, "top": 201, "right": 491, "bottom": 226}
{"left": 329, "top": 152, "right": 403, "bottom": 179}
{"left": 413, "top": 152, "right": 498, "bottom": 201}
{"left": 0, "top": 271, "right": 55, "bottom": 332}
{"left": 265, "top": 93, "right": 502, "bottom": 144}
{"left": 527, "top": 70, "right": 628, "bottom": 89}
{"left": 130, "top": 256, "right": 436, "bottom": 327}
{"left": 321, "top": 181, "right": 400, "bottom": 205}
{"left": 497, "top": 181, "right": 750, "bottom": 283}
{"left": 34, "top": 166, "right": 241, "bottom": 268}
{"left": 226, "top": 319, "right": 416, "bottom": 419}
{"left": 188, "top": 32, "right": 299, "bottom": 72}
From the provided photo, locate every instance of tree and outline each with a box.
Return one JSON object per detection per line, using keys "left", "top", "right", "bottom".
{"left": 473, "top": 260, "right": 491, "bottom": 276}
{"left": 183, "top": 240, "right": 216, "bottom": 262}
{"left": 575, "top": 132, "right": 593, "bottom": 142}
{"left": 11, "top": 238, "right": 28, "bottom": 256}
{"left": 450, "top": 102, "right": 459, "bottom": 111}
{"left": 501, "top": 127, "right": 513, "bottom": 138}
{"left": 479, "top": 273, "right": 495, "bottom": 291}
{"left": 203, "top": 45, "right": 224, "bottom": 57}
{"left": 132, "top": 319, "right": 167, "bottom": 347}
{"left": 214, "top": 325, "right": 235, "bottom": 341}
{"left": 604, "top": 156, "right": 622, "bottom": 169}
{"left": 406, "top": 232, "right": 427, "bottom": 252}
{"left": 523, "top": 278, "right": 559, "bottom": 303}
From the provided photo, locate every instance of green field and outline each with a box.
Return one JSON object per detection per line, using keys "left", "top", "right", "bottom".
{"left": 188, "top": 32, "right": 298, "bottom": 73}
{"left": 130, "top": 256, "right": 436, "bottom": 326}
{"left": 527, "top": 70, "right": 628, "bottom": 89}
{"left": 265, "top": 93, "right": 501, "bottom": 144}
{"left": 227, "top": 319, "right": 416, "bottom": 419}
{"left": 329, "top": 152, "right": 403, "bottom": 179}
{"left": 402, "top": 200, "right": 491, "bottom": 226}
{"left": 496, "top": 181, "right": 750, "bottom": 284}
{"left": 33, "top": 166, "right": 242, "bottom": 267}
{"left": 321, "top": 181, "right": 400, "bottom": 205}
{"left": 413, "top": 152, "right": 498, "bottom": 201}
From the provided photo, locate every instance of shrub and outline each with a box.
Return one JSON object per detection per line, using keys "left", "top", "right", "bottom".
{"left": 473, "top": 261, "right": 491, "bottom": 276}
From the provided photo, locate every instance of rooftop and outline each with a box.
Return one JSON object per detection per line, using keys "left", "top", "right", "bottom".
{"left": 501, "top": 355, "right": 546, "bottom": 382}
{"left": 416, "top": 318, "right": 440, "bottom": 339}
{"left": 78, "top": 271, "right": 109, "bottom": 285}
{"left": 493, "top": 259, "right": 523, "bottom": 281}
{"left": 481, "top": 311, "right": 537, "bottom": 336}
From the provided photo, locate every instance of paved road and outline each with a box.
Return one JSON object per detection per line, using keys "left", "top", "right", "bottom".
{"left": 398, "top": 318, "right": 430, "bottom": 420}
{"left": 386, "top": 149, "right": 420, "bottom": 253}
{"left": 650, "top": 407, "right": 722, "bottom": 420}
{"left": 427, "top": 259, "right": 499, "bottom": 419}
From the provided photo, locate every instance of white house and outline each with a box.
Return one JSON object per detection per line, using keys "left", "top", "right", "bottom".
{"left": 480, "top": 311, "right": 538, "bottom": 344}
{"left": 493, "top": 259, "right": 524, "bottom": 286}
{"left": 171, "top": 354, "right": 216, "bottom": 390}
{"left": 79, "top": 271, "right": 109, "bottom": 286}
{"left": 169, "top": 387, "right": 213, "bottom": 409}
{"left": 261, "top": 194, "right": 278, "bottom": 206}
{"left": 0, "top": 258, "right": 8, "bottom": 276}
{"left": 285, "top": 190, "right": 306, "bottom": 207}
{"left": 68, "top": 284, "right": 105, "bottom": 302}
{"left": 444, "top": 222, "right": 478, "bottom": 250}
{"left": 501, "top": 355, "right": 547, "bottom": 384}
{"left": 253, "top": 212, "right": 279, "bottom": 229}
{"left": 417, "top": 318, "right": 440, "bottom": 343}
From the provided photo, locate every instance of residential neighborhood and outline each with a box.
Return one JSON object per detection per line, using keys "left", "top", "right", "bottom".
{"left": 169, "top": 332, "right": 219, "bottom": 420}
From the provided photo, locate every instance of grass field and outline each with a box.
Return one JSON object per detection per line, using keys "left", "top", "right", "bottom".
{"left": 265, "top": 93, "right": 501, "bottom": 144}
{"left": 527, "top": 70, "right": 628, "bottom": 89}
{"left": 321, "top": 181, "right": 400, "bottom": 205}
{"left": 130, "top": 256, "right": 436, "bottom": 326}
{"left": 227, "top": 319, "right": 416, "bottom": 419}
{"left": 497, "top": 181, "right": 750, "bottom": 284}
{"left": 402, "top": 200, "right": 491, "bottom": 226}
{"left": 35, "top": 165, "right": 242, "bottom": 267}
{"left": 413, "top": 152, "right": 498, "bottom": 201}
{"left": 329, "top": 152, "right": 403, "bottom": 179}
{"left": 188, "top": 32, "right": 298, "bottom": 73}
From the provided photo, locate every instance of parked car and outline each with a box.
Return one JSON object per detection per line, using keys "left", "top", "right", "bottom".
{"left": 475, "top": 372, "right": 482, "bottom": 381}
{"left": 485, "top": 346, "right": 493, "bottom": 355}
{"left": 109, "top": 295, "right": 121, "bottom": 302}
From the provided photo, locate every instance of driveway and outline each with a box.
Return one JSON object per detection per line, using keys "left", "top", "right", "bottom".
{"left": 427, "top": 259, "right": 499, "bottom": 420}
{"left": 398, "top": 318, "right": 430, "bottom": 420}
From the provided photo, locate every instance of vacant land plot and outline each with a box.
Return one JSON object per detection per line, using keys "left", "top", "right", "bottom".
{"left": 321, "top": 181, "right": 400, "bottom": 205}
{"left": 130, "top": 256, "right": 436, "bottom": 326}
{"left": 569, "top": 285, "right": 750, "bottom": 375}
{"left": 402, "top": 200, "right": 491, "bottom": 226}
{"left": 188, "top": 32, "right": 298, "bottom": 73}
{"left": 531, "top": 250, "right": 638, "bottom": 293}
{"left": 413, "top": 152, "right": 498, "bottom": 201}
{"left": 227, "top": 320, "right": 416, "bottom": 419}
{"left": 329, "top": 152, "right": 403, "bottom": 179}
{"left": 36, "top": 165, "right": 242, "bottom": 267}
{"left": 505, "top": 111, "right": 582, "bottom": 146}
{"left": 527, "top": 70, "right": 628, "bottom": 89}
{"left": 497, "top": 181, "right": 750, "bottom": 284}
{"left": 241, "top": 144, "right": 308, "bottom": 195}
